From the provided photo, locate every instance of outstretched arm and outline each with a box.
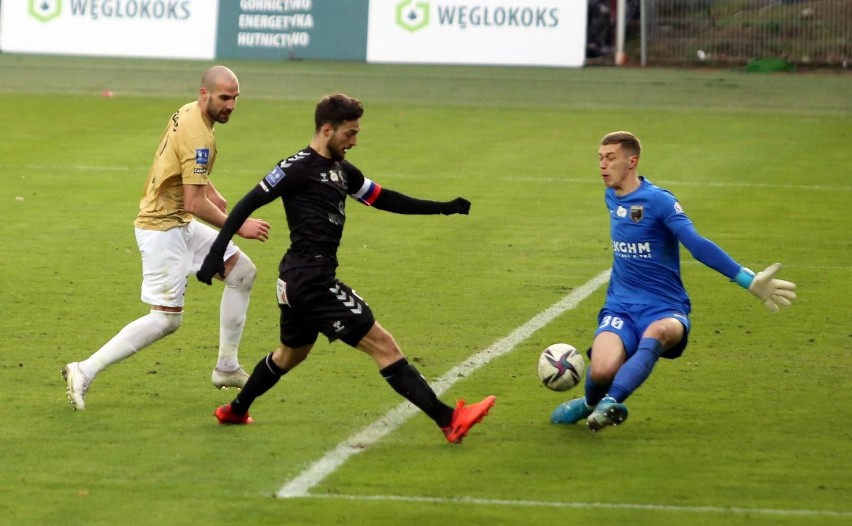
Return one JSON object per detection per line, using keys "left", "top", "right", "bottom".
{"left": 678, "top": 224, "right": 797, "bottom": 312}
{"left": 371, "top": 188, "right": 470, "bottom": 215}
{"left": 345, "top": 161, "right": 469, "bottom": 215}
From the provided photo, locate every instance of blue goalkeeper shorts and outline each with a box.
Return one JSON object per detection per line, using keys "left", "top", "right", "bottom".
{"left": 593, "top": 302, "right": 691, "bottom": 359}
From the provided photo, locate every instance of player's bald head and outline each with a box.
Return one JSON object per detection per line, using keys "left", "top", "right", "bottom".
{"left": 201, "top": 65, "right": 238, "bottom": 91}
{"left": 199, "top": 66, "right": 240, "bottom": 124}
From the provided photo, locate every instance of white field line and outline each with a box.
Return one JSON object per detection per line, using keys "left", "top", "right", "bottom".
{"left": 276, "top": 269, "right": 611, "bottom": 499}
{"left": 308, "top": 494, "right": 852, "bottom": 518}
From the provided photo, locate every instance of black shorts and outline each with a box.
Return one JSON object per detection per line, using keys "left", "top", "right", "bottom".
{"left": 277, "top": 265, "right": 375, "bottom": 348}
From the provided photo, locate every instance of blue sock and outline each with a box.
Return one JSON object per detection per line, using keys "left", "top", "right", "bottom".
{"left": 583, "top": 367, "right": 610, "bottom": 406}
{"left": 607, "top": 338, "right": 663, "bottom": 402}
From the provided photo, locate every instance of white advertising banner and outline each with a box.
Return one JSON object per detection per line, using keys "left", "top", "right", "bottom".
{"left": 0, "top": 0, "right": 218, "bottom": 60}
{"left": 367, "top": 0, "right": 587, "bottom": 67}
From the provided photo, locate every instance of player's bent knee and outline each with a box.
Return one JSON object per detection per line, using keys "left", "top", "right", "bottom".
{"left": 224, "top": 253, "right": 257, "bottom": 289}
{"left": 644, "top": 319, "right": 682, "bottom": 346}
{"left": 151, "top": 310, "right": 182, "bottom": 336}
{"left": 590, "top": 367, "right": 616, "bottom": 385}
{"left": 589, "top": 356, "right": 620, "bottom": 383}
{"left": 643, "top": 327, "right": 666, "bottom": 342}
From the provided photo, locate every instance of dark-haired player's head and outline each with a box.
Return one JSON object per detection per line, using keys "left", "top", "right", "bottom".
{"left": 313, "top": 94, "right": 364, "bottom": 161}
{"left": 314, "top": 94, "right": 364, "bottom": 132}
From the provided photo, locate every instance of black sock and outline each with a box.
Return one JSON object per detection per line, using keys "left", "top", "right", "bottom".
{"left": 380, "top": 358, "right": 454, "bottom": 427}
{"left": 231, "top": 353, "right": 287, "bottom": 415}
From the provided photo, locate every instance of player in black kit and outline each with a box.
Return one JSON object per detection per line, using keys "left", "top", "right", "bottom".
{"left": 197, "top": 93, "right": 495, "bottom": 444}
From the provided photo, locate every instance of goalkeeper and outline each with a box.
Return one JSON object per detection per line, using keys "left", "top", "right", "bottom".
{"left": 551, "top": 131, "right": 797, "bottom": 432}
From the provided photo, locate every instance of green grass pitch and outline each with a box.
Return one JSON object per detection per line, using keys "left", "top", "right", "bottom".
{"left": 0, "top": 55, "right": 850, "bottom": 525}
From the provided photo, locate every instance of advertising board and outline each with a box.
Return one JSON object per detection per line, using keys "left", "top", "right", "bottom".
{"left": 216, "top": 0, "right": 369, "bottom": 61}
{"left": 0, "top": 0, "right": 218, "bottom": 60}
{"left": 367, "top": 0, "right": 587, "bottom": 67}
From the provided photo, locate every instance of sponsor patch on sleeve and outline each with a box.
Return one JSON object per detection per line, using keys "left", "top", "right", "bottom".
{"left": 673, "top": 202, "right": 684, "bottom": 214}
{"left": 195, "top": 148, "right": 210, "bottom": 165}
{"left": 264, "top": 165, "right": 286, "bottom": 188}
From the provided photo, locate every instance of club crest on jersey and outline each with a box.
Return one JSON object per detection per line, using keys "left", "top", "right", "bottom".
{"left": 630, "top": 205, "right": 644, "bottom": 223}
{"left": 320, "top": 168, "right": 346, "bottom": 187}
{"left": 195, "top": 148, "right": 209, "bottom": 165}
{"left": 264, "top": 165, "right": 286, "bottom": 187}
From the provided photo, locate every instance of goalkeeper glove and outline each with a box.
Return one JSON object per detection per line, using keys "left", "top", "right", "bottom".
{"left": 197, "top": 252, "right": 226, "bottom": 285}
{"left": 734, "top": 263, "right": 797, "bottom": 312}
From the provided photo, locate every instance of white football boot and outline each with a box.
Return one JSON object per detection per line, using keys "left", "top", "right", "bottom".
{"left": 211, "top": 367, "right": 249, "bottom": 389}
{"left": 62, "top": 362, "right": 92, "bottom": 411}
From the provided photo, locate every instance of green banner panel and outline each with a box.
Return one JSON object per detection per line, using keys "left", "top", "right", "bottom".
{"left": 216, "top": 0, "right": 368, "bottom": 61}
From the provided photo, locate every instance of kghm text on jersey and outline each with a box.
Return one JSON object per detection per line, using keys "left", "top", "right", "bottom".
{"left": 612, "top": 240, "right": 652, "bottom": 258}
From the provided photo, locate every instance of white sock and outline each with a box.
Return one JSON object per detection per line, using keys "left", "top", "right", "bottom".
{"left": 218, "top": 256, "right": 256, "bottom": 371}
{"left": 80, "top": 311, "right": 181, "bottom": 378}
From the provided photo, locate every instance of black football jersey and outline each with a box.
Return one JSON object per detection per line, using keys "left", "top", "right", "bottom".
{"left": 252, "top": 147, "right": 382, "bottom": 270}
{"left": 206, "top": 146, "right": 453, "bottom": 281}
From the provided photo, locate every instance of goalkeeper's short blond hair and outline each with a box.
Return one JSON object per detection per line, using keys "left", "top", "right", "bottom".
{"left": 601, "top": 131, "right": 641, "bottom": 158}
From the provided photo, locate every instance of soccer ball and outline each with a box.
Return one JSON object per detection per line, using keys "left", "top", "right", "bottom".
{"left": 537, "top": 343, "right": 585, "bottom": 391}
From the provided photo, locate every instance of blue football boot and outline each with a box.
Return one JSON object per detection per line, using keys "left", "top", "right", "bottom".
{"left": 586, "top": 396, "right": 628, "bottom": 432}
{"left": 551, "top": 397, "right": 593, "bottom": 424}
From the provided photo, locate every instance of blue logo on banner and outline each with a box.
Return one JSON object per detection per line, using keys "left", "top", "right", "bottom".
{"left": 264, "top": 165, "right": 286, "bottom": 187}
{"left": 195, "top": 148, "right": 209, "bottom": 165}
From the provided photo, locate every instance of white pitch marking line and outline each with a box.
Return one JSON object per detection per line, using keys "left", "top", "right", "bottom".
{"left": 308, "top": 494, "right": 852, "bottom": 518}
{"left": 276, "top": 269, "right": 611, "bottom": 499}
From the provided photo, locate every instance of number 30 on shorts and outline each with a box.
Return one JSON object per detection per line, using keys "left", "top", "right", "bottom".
{"left": 599, "top": 315, "right": 624, "bottom": 330}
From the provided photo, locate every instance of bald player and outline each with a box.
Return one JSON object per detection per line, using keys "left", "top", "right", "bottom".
{"left": 62, "top": 66, "right": 270, "bottom": 411}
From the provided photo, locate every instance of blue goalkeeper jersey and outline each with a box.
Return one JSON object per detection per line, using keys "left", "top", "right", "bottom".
{"left": 605, "top": 177, "right": 694, "bottom": 312}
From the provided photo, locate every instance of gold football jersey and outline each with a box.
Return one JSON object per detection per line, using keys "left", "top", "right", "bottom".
{"left": 134, "top": 102, "right": 217, "bottom": 231}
